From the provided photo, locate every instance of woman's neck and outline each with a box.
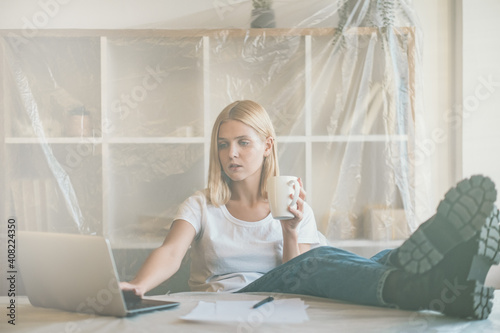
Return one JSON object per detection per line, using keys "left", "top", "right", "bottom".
{"left": 229, "top": 179, "right": 262, "bottom": 205}
{"left": 226, "top": 176, "right": 270, "bottom": 222}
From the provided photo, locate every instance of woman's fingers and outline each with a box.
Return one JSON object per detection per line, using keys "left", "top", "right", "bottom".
{"left": 285, "top": 178, "right": 306, "bottom": 221}
{"left": 119, "top": 282, "right": 143, "bottom": 296}
{"left": 288, "top": 195, "right": 304, "bottom": 219}
{"left": 297, "top": 178, "right": 306, "bottom": 200}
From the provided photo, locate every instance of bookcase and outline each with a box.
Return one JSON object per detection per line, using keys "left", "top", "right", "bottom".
{"left": 1, "top": 27, "right": 416, "bottom": 251}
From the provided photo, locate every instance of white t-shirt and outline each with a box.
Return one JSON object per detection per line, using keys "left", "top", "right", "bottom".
{"left": 173, "top": 191, "right": 320, "bottom": 292}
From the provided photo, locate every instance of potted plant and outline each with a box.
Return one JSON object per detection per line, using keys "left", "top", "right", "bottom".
{"left": 251, "top": 0, "right": 275, "bottom": 28}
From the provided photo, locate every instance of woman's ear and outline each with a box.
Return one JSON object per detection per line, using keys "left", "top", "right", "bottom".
{"left": 264, "top": 136, "right": 274, "bottom": 157}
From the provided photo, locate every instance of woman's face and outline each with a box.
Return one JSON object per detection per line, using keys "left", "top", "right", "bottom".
{"left": 217, "top": 119, "right": 270, "bottom": 183}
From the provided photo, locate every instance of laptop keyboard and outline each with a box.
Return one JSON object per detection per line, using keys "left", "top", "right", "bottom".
{"left": 126, "top": 300, "right": 154, "bottom": 310}
{"left": 122, "top": 290, "right": 178, "bottom": 312}
{"left": 126, "top": 298, "right": 177, "bottom": 311}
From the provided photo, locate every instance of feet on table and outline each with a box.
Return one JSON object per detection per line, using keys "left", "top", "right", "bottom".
{"left": 386, "top": 175, "right": 500, "bottom": 319}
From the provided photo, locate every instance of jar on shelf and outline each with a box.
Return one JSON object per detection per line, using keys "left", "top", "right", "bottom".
{"left": 66, "top": 106, "right": 92, "bottom": 137}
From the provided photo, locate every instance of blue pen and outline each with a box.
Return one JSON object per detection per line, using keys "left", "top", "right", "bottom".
{"left": 252, "top": 296, "right": 274, "bottom": 309}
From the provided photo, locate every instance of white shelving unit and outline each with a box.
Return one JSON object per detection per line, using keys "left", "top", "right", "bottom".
{"left": 1, "top": 27, "right": 416, "bottom": 249}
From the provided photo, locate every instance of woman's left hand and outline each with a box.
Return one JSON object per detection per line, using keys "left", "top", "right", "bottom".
{"left": 280, "top": 178, "right": 306, "bottom": 232}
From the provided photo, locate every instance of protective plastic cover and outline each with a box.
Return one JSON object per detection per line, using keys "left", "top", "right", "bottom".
{"left": 1, "top": 0, "right": 430, "bottom": 292}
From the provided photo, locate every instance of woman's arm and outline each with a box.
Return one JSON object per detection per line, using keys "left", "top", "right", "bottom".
{"left": 280, "top": 178, "right": 311, "bottom": 263}
{"left": 281, "top": 229, "right": 312, "bottom": 262}
{"left": 120, "top": 219, "right": 196, "bottom": 296}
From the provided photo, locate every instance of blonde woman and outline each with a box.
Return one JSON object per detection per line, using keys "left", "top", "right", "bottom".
{"left": 122, "top": 100, "right": 500, "bottom": 320}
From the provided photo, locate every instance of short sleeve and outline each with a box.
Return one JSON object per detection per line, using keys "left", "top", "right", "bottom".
{"left": 173, "top": 191, "right": 206, "bottom": 236}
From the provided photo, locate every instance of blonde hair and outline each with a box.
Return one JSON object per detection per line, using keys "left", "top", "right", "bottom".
{"left": 207, "top": 100, "right": 279, "bottom": 206}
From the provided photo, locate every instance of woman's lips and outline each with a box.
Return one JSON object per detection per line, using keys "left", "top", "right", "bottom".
{"left": 229, "top": 163, "right": 242, "bottom": 171}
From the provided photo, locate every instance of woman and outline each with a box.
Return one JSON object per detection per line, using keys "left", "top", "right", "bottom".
{"left": 121, "top": 100, "right": 499, "bottom": 320}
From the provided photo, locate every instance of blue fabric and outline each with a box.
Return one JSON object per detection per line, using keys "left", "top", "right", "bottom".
{"left": 236, "top": 246, "right": 396, "bottom": 307}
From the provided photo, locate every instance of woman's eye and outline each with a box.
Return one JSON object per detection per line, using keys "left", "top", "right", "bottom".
{"left": 218, "top": 142, "right": 228, "bottom": 149}
{"left": 239, "top": 140, "right": 250, "bottom": 146}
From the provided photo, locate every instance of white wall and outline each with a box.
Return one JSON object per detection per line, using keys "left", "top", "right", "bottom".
{"left": 413, "top": 0, "right": 500, "bottom": 209}
{"left": 0, "top": 0, "right": 218, "bottom": 29}
{"left": 0, "top": 0, "right": 331, "bottom": 30}
{"left": 462, "top": 0, "right": 500, "bottom": 201}
{"left": 411, "top": 0, "right": 458, "bottom": 209}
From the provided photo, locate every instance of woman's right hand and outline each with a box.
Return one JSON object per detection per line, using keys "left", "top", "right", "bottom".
{"left": 117, "top": 219, "right": 196, "bottom": 298}
{"left": 119, "top": 281, "right": 145, "bottom": 297}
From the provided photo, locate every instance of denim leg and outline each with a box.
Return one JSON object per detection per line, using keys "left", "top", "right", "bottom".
{"left": 236, "top": 246, "right": 396, "bottom": 307}
{"left": 370, "top": 249, "right": 393, "bottom": 265}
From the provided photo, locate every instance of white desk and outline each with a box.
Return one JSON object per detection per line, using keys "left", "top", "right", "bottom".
{"left": 2, "top": 291, "right": 500, "bottom": 332}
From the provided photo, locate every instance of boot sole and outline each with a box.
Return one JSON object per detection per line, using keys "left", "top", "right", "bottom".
{"left": 469, "top": 283, "right": 495, "bottom": 320}
{"left": 397, "top": 175, "right": 497, "bottom": 274}
{"left": 467, "top": 206, "right": 500, "bottom": 283}
{"left": 454, "top": 207, "right": 499, "bottom": 320}
{"left": 444, "top": 280, "right": 495, "bottom": 320}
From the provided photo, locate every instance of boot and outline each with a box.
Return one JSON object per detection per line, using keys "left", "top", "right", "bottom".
{"left": 388, "top": 175, "right": 497, "bottom": 274}
{"left": 384, "top": 207, "right": 500, "bottom": 319}
{"left": 467, "top": 206, "right": 500, "bottom": 284}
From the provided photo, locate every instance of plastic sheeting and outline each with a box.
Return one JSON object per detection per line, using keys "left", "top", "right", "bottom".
{"left": 1, "top": 0, "right": 431, "bottom": 292}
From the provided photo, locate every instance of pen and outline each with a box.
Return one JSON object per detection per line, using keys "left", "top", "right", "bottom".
{"left": 252, "top": 296, "right": 274, "bottom": 309}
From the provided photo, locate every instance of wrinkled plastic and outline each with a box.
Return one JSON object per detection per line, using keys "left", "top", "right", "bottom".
{"left": 1, "top": 0, "right": 430, "bottom": 292}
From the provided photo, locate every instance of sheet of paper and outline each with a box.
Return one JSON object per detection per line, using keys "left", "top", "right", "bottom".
{"left": 180, "top": 298, "right": 309, "bottom": 324}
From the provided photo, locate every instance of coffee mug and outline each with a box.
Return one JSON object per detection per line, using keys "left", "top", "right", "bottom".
{"left": 267, "top": 176, "right": 300, "bottom": 220}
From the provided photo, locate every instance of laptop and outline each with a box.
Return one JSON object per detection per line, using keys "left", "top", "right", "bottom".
{"left": 18, "top": 231, "right": 179, "bottom": 317}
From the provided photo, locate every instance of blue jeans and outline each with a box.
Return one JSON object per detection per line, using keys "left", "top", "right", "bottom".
{"left": 236, "top": 246, "right": 396, "bottom": 307}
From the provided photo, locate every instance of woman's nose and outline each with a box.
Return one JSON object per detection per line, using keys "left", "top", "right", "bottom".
{"left": 229, "top": 143, "right": 238, "bottom": 157}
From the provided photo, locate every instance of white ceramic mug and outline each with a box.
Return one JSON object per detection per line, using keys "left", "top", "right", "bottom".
{"left": 267, "top": 176, "right": 300, "bottom": 220}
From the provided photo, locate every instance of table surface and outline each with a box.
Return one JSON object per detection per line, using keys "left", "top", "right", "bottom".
{"left": 2, "top": 291, "right": 500, "bottom": 333}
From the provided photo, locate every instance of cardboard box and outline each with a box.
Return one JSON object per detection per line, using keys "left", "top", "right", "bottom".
{"left": 325, "top": 210, "right": 361, "bottom": 240}
{"left": 364, "top": 207, "right": 410, "bottom": 241}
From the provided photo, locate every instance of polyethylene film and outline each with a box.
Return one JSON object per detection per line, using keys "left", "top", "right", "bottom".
{"left": 1, "top": 0, "right": 430, "bottom": 293}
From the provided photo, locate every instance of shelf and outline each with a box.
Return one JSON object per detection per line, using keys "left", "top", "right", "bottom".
{"left": 5, "top": 135, "right": 408, "bottom": 144}
{"left": 328, "top": 239, "right": 405, "bottom": 258}
{"left": 110, "top": 238, "right": 164, "bottom": 250}
{"left": 0, "top": 27, "right": 415, "bottom": 38}
{"left": 277, "top": 135, "right": 409, "bottom": 143}
{"left": 2, "top": 27, "right": 416, "bottom": 248}
{"left": 5, "top": 137, "right": 103, "bottom": 144}
{"left": 107, "top": 137, "right": 206, "bottom": 144}
{"left": 109, "top": 238, "right": 405, "bottom": 251}
{"left": 330, "top": 239, "right": 404, "bottom": 248}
